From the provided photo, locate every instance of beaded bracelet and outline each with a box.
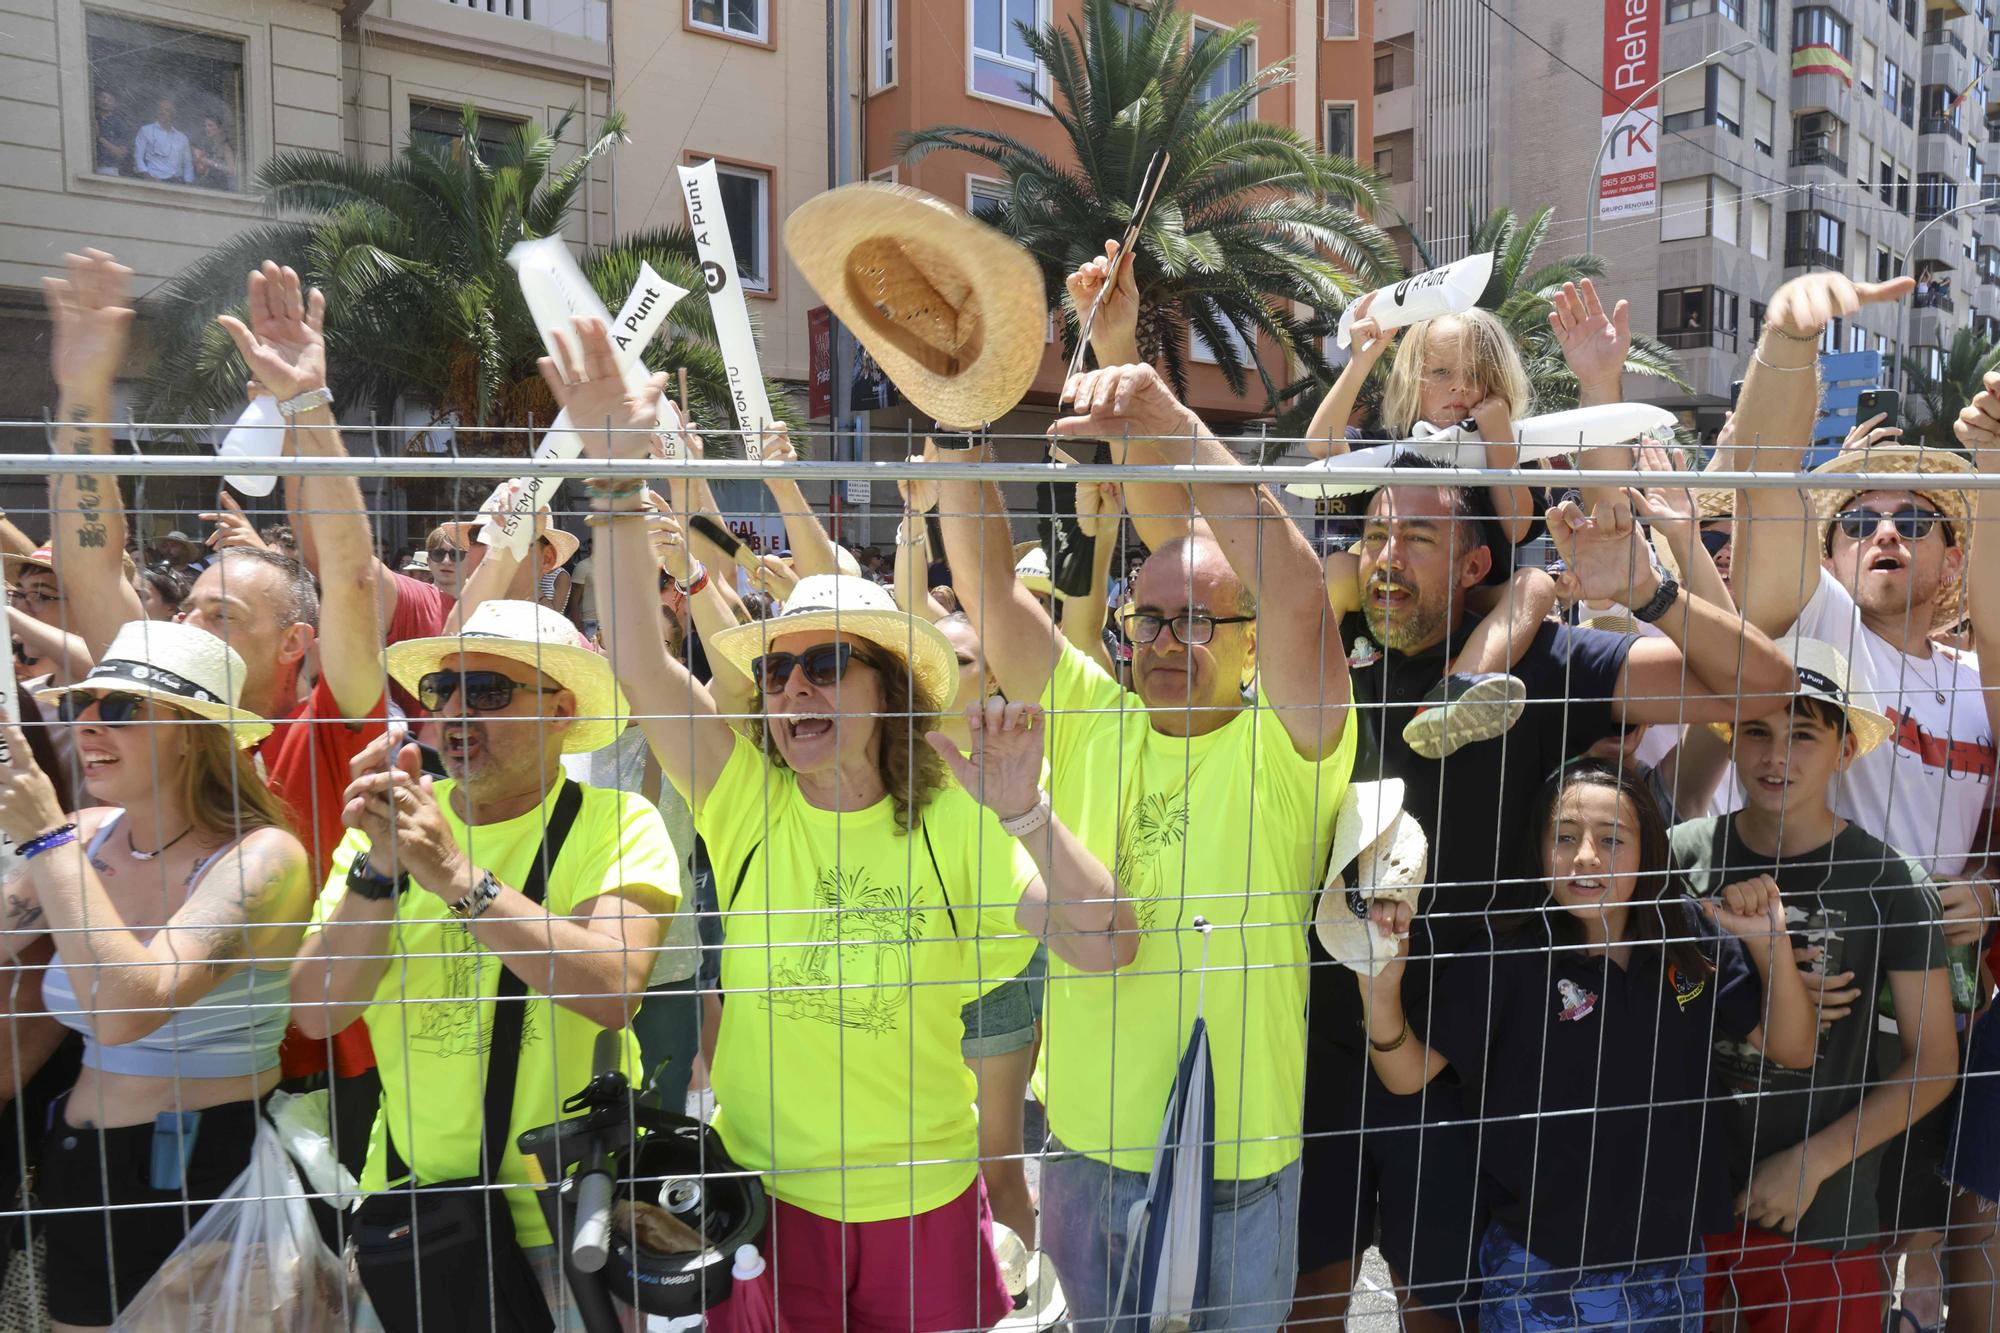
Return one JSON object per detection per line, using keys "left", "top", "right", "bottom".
{"left": 19, "top": 823, "right": 78, "bottom": 860}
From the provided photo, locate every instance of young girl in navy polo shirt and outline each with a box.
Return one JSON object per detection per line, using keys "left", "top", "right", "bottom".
{"left": 1354, "top": 760, "right": 1818, "bottom": 1331}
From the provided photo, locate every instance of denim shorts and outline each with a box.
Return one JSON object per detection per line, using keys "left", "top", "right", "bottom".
{"left": 960, "top": 976, "right": 1037, "bottom": 1059}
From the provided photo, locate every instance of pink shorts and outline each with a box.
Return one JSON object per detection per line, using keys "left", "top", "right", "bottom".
{"left": 709, "top": 1177, "right": 1012, "bottom": 1333}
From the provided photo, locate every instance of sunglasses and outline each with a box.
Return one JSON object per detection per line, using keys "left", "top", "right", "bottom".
{"left": 417, "top": 670, "right": 559, "bottom": 713}
{"left": 1833, "top": 505, "right": 1946, "bottom": 542}
{"left": 426, "top": 546, "right": 463, "bottom": 563}
{"left": 1699, "top": 528, "right": 1732, "bottom": 558}
{"left": 57, "top": 691, "right": 152, "bottom": 725}
{"left": 749, "top": 643, "right": 879, "bottom": 694}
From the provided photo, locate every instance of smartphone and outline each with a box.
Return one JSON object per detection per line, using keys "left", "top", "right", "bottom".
{"left": 1856, "top": 388, "right": 1900, "bottom": 429}
{"left": 1730, "top": 379, "right": 1745, "bottom": 408}
{"left": 150, "top": 1109, "right": 203, "bottom": 1191}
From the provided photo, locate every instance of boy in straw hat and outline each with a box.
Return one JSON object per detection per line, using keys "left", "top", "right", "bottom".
{"left": 1724, "top": 266, "right": 1999, "bottom": 1331}
{"left": 1673, "top": 638, "right": 1957, "bottom": 1333}
{"left": 291, "top": 598, "right": 680, "bottom": 1331}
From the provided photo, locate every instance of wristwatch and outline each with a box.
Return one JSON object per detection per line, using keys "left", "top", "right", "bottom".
{"left": 1632, "top": 571, "right": 1682, "bottom": 624}
{"left": 998, "top": 790, "right": 1053, "bottom": 840}
{"left": 346, "top": 852, "right": 405, "bottom": 902}
{"left": 450, "top": 869, "right": 503, "bottom": 920}
{"left": 279, "top": 386, "right": 334, "bottom": 417}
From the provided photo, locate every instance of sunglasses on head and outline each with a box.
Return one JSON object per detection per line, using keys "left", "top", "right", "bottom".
{"left": 1833, "top": 505, "right": 1947, "bottom": 543}
{"left": 417, "top": 670, "right": 558, "bottom": 713}
{"left": 57, "top": 691, "right": 154, "bottom": 725}
{"left": 749, "top": 643, "right": 879, "bottom": 694}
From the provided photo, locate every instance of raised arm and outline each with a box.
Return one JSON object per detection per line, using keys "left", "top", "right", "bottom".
{"left": 1060, "top": 482, "right": 1122, "bottom": 679}
{"left": 1302, "top": 291, "right": 1396, "bottom": 458}
{"left": 892, "top": 463, "right": 953, "bottom": 621}
{"left": 42, "top": 249, "right": 145, "bottom": 659}
{"left": 1726, "top": 274, "right": 1914, "bottom": 640}
{"left": 1054, "top": 363, "right": 1350, "bottom": 759}
{"left": 754, "top": 425, "right": 843, "bottom": 579}
{"left": 932, "top": 443, "right": 1062, "bottom": 706}
{"left": 216, "top": 262, "right": 385, "bottom": 717}
{"left": 1951, "top": 370, "right": 2000, "bottom": 798}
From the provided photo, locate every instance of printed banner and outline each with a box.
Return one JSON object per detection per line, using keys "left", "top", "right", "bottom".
{"left": 808, "top": 306, "right": 833, "bottom": 419}
{"left": 1599, "top": 0, "right": 1661, "bottom": 222}
{"left": 490, "top": 240, "right": 688, "bottom": 553}
{"left": 678, "top": 160, "right": 775, "bottom": 458}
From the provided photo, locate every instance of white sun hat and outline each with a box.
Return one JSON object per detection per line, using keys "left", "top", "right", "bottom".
{"left": 1709, "top": 634, "right": 1895, "bottom": 758}
{"left": 1312, "top": 779, "right": 1431, "bottom": 976}
{"left": 1013, "top": 544, "right": 1055, "bottom": 599}
{"left": 709, "top": 574, "right": 960, "bottom": 712}
{"left": 382, "top": 599, "right": 627, "bottom": 753}
{"left": 38, "top": 620, "right": 271, "bottom": 747}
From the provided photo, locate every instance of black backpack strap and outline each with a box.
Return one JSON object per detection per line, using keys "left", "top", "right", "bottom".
{"left": 383, "top": 779, "right": 585, "bottom": 1185}
{"left": 722, "top": 839, "right": 764, "bottom": 914}
{"left": 919, "top": 823, "right": 962, "bottom": 938}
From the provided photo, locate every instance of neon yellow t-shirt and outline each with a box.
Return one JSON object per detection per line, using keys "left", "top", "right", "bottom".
{"left": 1035, "top": 641, "right": 1353, "bottom": 1177}
{"left": 694, "top": 736, "right": 1038, "bottom": 1222}
{"left": 315, "top": 780, "right": 681, "bottom": 1247}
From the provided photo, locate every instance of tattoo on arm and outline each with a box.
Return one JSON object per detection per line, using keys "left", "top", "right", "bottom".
{"left": 172, "top": 840, "right": 305, "bottom": 974}
{"left": 2, "top": 892, "right": 45, "bottom": 934}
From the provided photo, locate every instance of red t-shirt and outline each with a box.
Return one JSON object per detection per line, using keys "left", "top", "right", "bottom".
{"left": 383, "top": 571, "right": 452, "bottom": 717}
{"left": 263, "top": 677, "right": 387, "bottom": 1079}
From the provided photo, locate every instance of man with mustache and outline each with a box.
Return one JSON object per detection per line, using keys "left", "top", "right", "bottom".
{"left": 1292, "top": 456, "right": 1793, "bottom": 1330}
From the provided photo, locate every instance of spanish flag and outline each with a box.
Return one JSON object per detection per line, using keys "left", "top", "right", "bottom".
{"left": 1948, "top": 72, "right": 1981, "bottom": 117}
{"left": 1793, "top": 44, "right": 1854, "bottom": 84}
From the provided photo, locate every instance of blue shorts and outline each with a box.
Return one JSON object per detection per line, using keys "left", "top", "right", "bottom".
{"left": 960, "top": 975, "right": 1036, "bottom": 1059}
{"left": 1943, "top": 1007, "right": 2000, "bottom": 1206}
{"left": 1477, "top": 1224, "right": 1705, "bottom": 1333}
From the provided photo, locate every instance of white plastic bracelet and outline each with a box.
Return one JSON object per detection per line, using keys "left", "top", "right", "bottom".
{"left": 998, "top": 791, "right": 1052, "bottom": 840}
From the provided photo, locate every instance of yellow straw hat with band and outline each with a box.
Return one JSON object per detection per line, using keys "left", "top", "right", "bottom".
{"left": 383, "top": 599, "right": 627, "bottom": 754}
{"left": 708, "top": 574, "right": 961, "bottom": 714}
{"left": 785, "top": 183, "right": 1046, "bottom": 430}
{"left": 1708, "top": 634, "right": 1894, "bottom": 757}
{"left": 38, "top": 620, "right": 271, "bottom": 748}
{"left": 1808, "top": 444, "right": 1975, "bottom": 632}
{"left": 434, "top": 505, "right": 581, "bottom": 566}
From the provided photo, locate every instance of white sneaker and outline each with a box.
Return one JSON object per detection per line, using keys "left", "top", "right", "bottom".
{"left": 1401, "top": 672, "right": 1527, "bottom": 761}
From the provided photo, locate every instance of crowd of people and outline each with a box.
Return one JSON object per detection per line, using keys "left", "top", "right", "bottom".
{"left": 0, "top": 193, "right": 1994, "bottom": 1333}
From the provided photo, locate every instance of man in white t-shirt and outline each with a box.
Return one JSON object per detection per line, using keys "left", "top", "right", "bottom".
{"left": 1726, "top": 268, "right": 1999, "bottom": 1331}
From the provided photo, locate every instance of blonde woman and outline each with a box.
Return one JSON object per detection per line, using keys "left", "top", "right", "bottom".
{"left": 0, "top": 621, "right": 310, "bottom": 1331}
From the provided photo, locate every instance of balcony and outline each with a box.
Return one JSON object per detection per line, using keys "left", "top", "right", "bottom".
{"left": 1659, "top": 327, "right": 1740, "bottom": 352}
{"left": 1914, "top": 288, "right": 1957, "bottom": 311}
{"left": 441, "top": 0, "right": 607, "bottom": 36}
{"left": 1921, "top": 116, "right": 1966, "bottom": 141}
{"left": 1926, "top": 26, "right": 1968, "bottom": 54}
{"left": 1784, "top": 244, "right": 1845, "bottom": 269}
{"left": 1790, "top": 142, "right": 1849, "bottom": 175}
{"left": 1915, "top": 206, "right": 1962, "bottom": 225}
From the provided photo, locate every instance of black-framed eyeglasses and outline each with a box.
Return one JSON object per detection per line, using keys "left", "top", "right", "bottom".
{"left": 417, "top": 670, "right": 559, "bottom": 713}
{"left": 1118, "top": 610, "right": 1256, "bottom": 647}
{"left": 1833, "top": 505, "right": 1946, "bottom": 543}
{"left": 1699, "top": 528, "right": 1732, "bottom": 558}
{"left": 750, "top": 643, "right": 879, "bottom": 694}
{"left": 57, "top": 691, "right": 149, "bottom": 725}
{"left": 9, "top": 586, "right": 63, "bottom": 610}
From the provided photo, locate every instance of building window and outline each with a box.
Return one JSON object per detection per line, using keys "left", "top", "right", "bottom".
{"left": 1658, "top": 286, "right": 1739, "bottom": 351}
{"left": 1918, "top": 172, "right": 1960, "bottom": 218}
{"left": 1750, "top": 301, "right": 1767, "bottom": 340}
{"left": 1883, "top": 58, "right": 1901, "bottom": 112}
{"left": 1898, "top": 170, "right": 1913, "bottom": 215}
{"left": 1751, "top": 198, "right": 1773, "bottom": 258}
{"left": 1847, "top": 325, "right": 1869, "bottom": 353}
{"left": 1754, "top": 92, "right": 1776, "bottom": 153}
{"left": 868, "top": 164, "right": 899, "bottom": 184}
{"left": 410, "top": 102, "right": 527, "bottom": 160}
{"left": 1663, "top": 66, "right": 1744, "bottom": 135}
{"left": 84, "top": 9, "right": 245, "bottom": 190}
{"left": 1784, "top": 207, "right": 1846, "bottom": 268}
{"left": 1110, "top": 0, "right": 1146, "bottom": 36}
{"left": 1374, "top": 144, "right": 1394, "bottom": 176}
{"left": 1819, "top": 319, "right": 1843, "bottom": 355}
{"left": 1759, "top": 0, "right": 1777, "bottom": 48}
{"left": 971, "top": 0, "right": 1046, "bottom": 106}
{"left": 1877, "top": 243, "right": 1894, "bottom": 282}
{"left": 713, "top": 162, "right": 771, "bottom": 292}
{"left": 1668, "top": 0, "right": 1742, "bottom": 22}
{"left": 691, "top": 0, "right": 766, "bottom": 42}
{"left": 1324, "top": 0, "right": 1358, "bottom": 39}
{"left": 872, "top": 0, "right": 896, "bottom": 88}
{"left": 1790, "top": 111, "right": 1848, "bottom": 172}
{"left": 1324, "top": 102, "right": 1357, "bottom": 159}
{"left": 1791, "top": 6, "right": 1851, "bottom": 58}
{"left": 1195, "top": 27, "right": 1256, "bottom": 125}
{"left": 1661, "top": 176, "right": 1738, "bottom": 242}
{"left": 1191, "top": 320, "right": 1254, "bottom": 365}
{"left": 967, "top": 175, "right": 1009, "bottom": 226}
{"left": 1374, "top": 50, "right": 1395, "bottom": 93}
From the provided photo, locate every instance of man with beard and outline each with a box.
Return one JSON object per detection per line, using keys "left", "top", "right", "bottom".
{"left": 1291, "top": 456, "right": 1793, "bottom": 1330}
{"left": 1719, "top": 268, "right": 1998, "bottom": 1333}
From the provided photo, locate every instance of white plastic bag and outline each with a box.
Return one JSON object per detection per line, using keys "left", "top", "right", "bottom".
{"left": 115, "top": 1119, "right": 348, "bottom": 1332}
{"left": 267, "top": 1087, "right": 362, "bottom": 1210}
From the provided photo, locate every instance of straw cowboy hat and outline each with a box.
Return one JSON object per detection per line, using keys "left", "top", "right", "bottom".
{"left": 435, "top": 505, "right": 581, "bottom": 566}
{"left": 148, "top": 530, "right": 203, "bottom": 564}
{"left": 3, "top": 545, "right": 136, "bottom": 584}
{"left": 1806, "top": 445, "right": 1975, "bottom": 631}
{"left": 1013, "top": 543, "right": 1056, "bottom": 599}
{"left": 1709, "top": 634, "right": 1895, "bottom": 757}
{"left": 1313, "top": 780, "right": 1431, "bottom": 977}
{"left": 709, "top": 574, "right": 960, "bottom": 712}
{"left": 38, "top": 620, "right": 271, "bottom": 747}
{"left": 785, "top": 183, "right": 1046, "bottom": 430}
{"left": 383, "top": 599, "right": 626, "bottom": 753}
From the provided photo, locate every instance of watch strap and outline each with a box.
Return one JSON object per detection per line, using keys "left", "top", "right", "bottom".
{"left": 998, "top": 791, "right": 1053, "bottom": 840}
{"left": 278, "top": 386, "right": 333, "bottom": 417}
{"left": 345, "top": 852, "right": 402, "bottom": 902}
{"left": 1632, "top": 572, "right": 1682, "bottom": 624}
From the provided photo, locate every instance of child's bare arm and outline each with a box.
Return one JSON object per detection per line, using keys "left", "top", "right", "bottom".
{"left": 1446, "top": 568, "right": 1556, "bottom": 677}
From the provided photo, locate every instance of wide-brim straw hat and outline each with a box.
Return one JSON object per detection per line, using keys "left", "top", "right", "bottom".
{"left": 709, "top": 574, "right": 960, "bottom": 713}
{"left": 1709, "top": 633, "right": 1894, "bottom": 757}
{"left": 4, "top": 545, "right": 136, "bottom": 583}
{"left": 1808, "top": 445, "right": 1975, "bottom": 631}
{"left": 1013, "top": 543, "right": 1056, "bottom": 598}
{"left": 383, "top": 599, "right": 626, "bottom": 753}
{"left": 1313, "top": 780, "right": 1431, "bottom": 977}
{"left": 785, "top": 183, "right": 1046, "bottom": 430}
{"left": 436, "top": 506, "right": 581, "bottom": 566}
{"left": 37, "top": 620, "right": 271, "bottom": 747}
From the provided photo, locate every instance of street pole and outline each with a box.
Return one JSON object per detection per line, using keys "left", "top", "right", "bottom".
{"left": 1585, "top": 39, "right": 1756, "bottom": 256}
{"left": 1898, "top": 198, "right": 2000, "bottom": 391}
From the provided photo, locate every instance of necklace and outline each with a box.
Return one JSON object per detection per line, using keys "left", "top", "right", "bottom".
{"left": 127, "top": 824, "right": 193, "bottom": 861}
{"left": 1906, "top": 651, "right": 1948, "bottom": 707}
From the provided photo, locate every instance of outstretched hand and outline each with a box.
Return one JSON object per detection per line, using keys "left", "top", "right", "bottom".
{"left": 202, "top": 491, "right": 268, "bottom": 552}
{"left": 1548, "top": 278, "right": 1631, "bottom": 394}
{"left": 0, "top": 726, "right": 65, "bottom": 845}
{"left": 216, "top": 261, "right": 328, "bottom": 402}
{"left": 925, "top": 699, "right": 1045, "bottom": 821}
{"left": 1840, "top": 411, "right": 1902, "bottom": 454}
{"left": 1765, "top": 273, "right": 1914, "bottom": 341}
{"left": 538, "top": 316, "right": 669, "bottom": 461}
{"left": 1066, "top": 238, "right": 1140, "bottom": 359}
{"left": 43, "top": 249, "right": 135, "bottom": 398}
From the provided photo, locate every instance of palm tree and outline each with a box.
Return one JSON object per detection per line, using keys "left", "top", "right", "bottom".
{"left": 140, "top": 106, "right": 795, "bottom": 457}
{"left": 1270, "top": 206, "right": 1688, "bottom": 446}
{"left": 899, "top": 0, "right": 1398, "bottom": 402}
{"left": 1902, "top": 328, "right": 2000, "bottom": 448}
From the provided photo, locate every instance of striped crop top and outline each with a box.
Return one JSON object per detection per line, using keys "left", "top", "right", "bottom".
{"left": 40, "top": 813, "right": 292, "bottom": 1079}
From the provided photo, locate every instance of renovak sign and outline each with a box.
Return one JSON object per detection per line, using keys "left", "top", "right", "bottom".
{"left": 1599, "top": 0, "right": 1661, "bottom": 222}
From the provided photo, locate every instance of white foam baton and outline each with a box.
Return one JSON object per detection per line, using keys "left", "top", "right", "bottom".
{"left": 480, "top": 239, "right": 690, "bottom": 554}
{"left": 677, "top": 160, "right": 773, "bottom": 460}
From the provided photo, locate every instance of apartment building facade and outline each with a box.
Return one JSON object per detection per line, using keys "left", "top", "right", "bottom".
{"left": 1374, "top": 0, "right": 1999, "bottom": 439}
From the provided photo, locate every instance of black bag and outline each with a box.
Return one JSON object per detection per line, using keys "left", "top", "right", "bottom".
{"left": 354, "top": 782, "right": 582, "bottom": 1333}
